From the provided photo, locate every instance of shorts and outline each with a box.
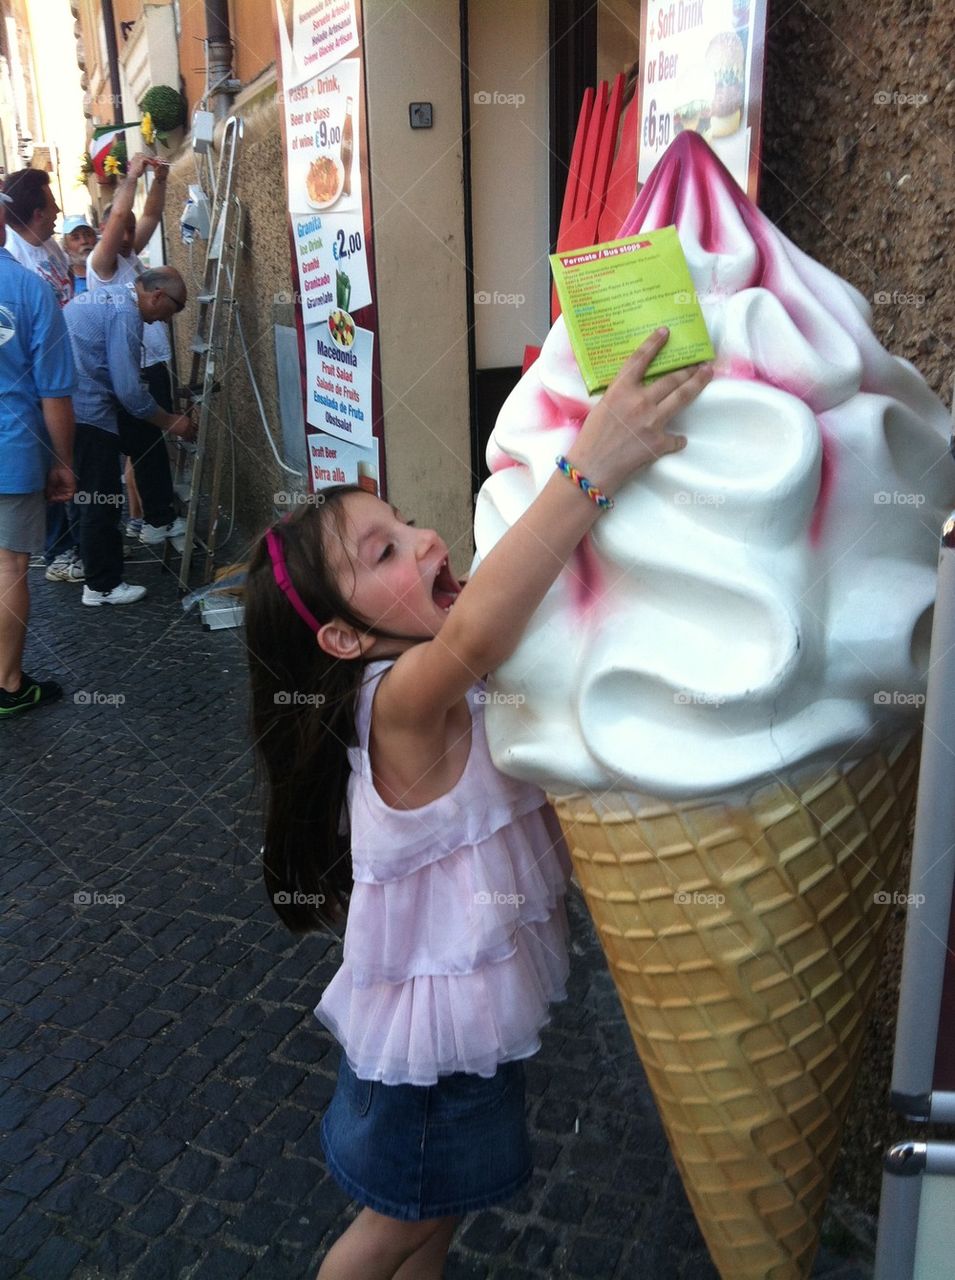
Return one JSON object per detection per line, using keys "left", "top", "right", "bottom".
{"left": 0, "top": 491, "right": 45, "bottom": 553}
{"left": 320, "top": 1050, "right": 533, "bottom": 1221}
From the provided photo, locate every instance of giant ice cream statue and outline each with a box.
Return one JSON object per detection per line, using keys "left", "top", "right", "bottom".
{"left": 474, "top": 132, "right": 954, "bottom": 1278}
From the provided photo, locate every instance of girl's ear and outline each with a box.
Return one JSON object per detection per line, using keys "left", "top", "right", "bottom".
{"left": 316, "top": 619, "right": 365, "bottom": 661}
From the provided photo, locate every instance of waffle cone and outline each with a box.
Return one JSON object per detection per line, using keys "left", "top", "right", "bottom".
{"left": 550, "top": 734, "right": 920, "bottom": 1280}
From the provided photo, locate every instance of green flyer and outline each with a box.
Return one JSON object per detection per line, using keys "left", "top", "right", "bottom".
{"left": 550, "top": 227, "right": 714, "bottom": 393}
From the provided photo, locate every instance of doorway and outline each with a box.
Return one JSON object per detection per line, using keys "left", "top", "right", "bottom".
{"left": 461, "top": 0, "right": 598, "bottom": 487}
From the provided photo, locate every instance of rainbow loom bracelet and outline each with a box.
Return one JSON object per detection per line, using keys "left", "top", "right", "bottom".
{"left": 555, "top": 455, "right": 614, "bottom": 511}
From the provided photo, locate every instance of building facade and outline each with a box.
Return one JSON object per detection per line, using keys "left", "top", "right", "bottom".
{"left": 66, "top": 0, "right": 953, "bottom": 590}
{"left": 1, "top": 0, "right": 89, "bottom": 217}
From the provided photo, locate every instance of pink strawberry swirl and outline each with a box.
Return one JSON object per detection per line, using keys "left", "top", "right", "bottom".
{"left": 474, "top": 132, "right": 953, "bottom": 800}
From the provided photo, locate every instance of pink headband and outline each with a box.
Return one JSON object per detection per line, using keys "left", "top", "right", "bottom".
{"left": 265, "top": 527, "right": 322, "bottom": 634}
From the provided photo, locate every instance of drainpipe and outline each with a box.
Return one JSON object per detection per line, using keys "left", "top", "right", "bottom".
{"left": 204, "top": 0, "right": 238, "bottom": 121}
{"left": 100, "top": 0, "right": 124, "bottom": 122}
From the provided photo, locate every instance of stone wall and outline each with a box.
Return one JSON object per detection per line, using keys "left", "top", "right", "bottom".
{"left": 165, "top": 86, "right": 296, "bottom": 559}
{"left": 760, "top": 0, "right": 955, "bottom": 1215}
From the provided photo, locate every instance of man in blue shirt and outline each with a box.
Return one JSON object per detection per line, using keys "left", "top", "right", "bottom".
{"left": 0, "top": 191, "right": 77, "bottom": 716}
{"left": 62, "top": 267, "right": 192, "bottom": 606}
{"left": 1, "top": 169, "right": 83, "bottom": 583}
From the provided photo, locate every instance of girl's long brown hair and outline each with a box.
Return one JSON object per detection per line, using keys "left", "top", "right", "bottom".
{"left": 245, "top": 486, "right": 374, "bottom": 933}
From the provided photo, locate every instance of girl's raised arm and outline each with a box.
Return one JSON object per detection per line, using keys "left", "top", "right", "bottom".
{"left": 378, "top": 330, "right": 712, "bottom": 735}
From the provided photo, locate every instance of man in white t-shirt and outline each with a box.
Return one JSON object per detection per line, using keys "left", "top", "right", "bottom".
{"left": 87, "top": 152, "right": 185, "bottom": 549}
{"left": 1, "top": 169, "right": 72, "bottom": 307}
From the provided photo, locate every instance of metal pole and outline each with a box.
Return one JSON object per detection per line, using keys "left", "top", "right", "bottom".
{"left": 52, "top": 142, "right": 65, "bottom": 219}
{"left": 874, "top": 1142, "right": 925, "bottom": 1280}
{"left": 890, "top": 510, "right": 955, "bottom": 1119}
{"left": 204, "top": 0, "right": 235, "bottom": 122}
{"left": 890, "top": 381, "right": 955, "bottom": 1121}
{"left": 100, "top": 0, "right": 124, "bottom": 122}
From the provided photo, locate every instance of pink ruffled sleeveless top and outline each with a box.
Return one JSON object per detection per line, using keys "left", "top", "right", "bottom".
{"left": 314, "top": 660, "right": 572, "bottom": 1085}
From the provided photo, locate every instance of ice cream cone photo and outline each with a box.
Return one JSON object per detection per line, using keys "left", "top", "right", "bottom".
{"left": 474, "top": 132, "right": 955, "bottom": 1279}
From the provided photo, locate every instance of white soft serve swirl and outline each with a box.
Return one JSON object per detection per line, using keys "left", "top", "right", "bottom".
{"left": 473, "top": 134, "right": 953, "bottom": 800}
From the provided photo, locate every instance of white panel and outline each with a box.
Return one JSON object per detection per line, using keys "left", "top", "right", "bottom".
{"left": 914, "top": 1174, "right": 955, "bottom": 1278}
{"left": 119, "top": 6, "right": 180, "bottom": 118}
{"left": 468, "top": 0, "right": 550, "bottom": 369}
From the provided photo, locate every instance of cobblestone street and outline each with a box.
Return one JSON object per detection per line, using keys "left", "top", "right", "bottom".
{"left": 1, "top": 553, "right": 876, "bottom": 1279}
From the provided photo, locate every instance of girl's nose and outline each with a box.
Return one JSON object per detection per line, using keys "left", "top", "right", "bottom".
{"left": 414, "top": 526, "right": 440, "bottom": 560}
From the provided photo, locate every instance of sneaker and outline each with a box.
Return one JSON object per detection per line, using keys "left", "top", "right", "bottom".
{"left": 140, "top": 516, "right": 187, "bottom": 547}
{"left": 0, "top": 672, "right": 63, "bottom": 717}
{"left": 45, "top": 550, "right": 85, "bottom": 583}
{"left": 125, "top": 518, "right": 143, "bottom": 540}
{"left": 82, "top": 582, "right": 147, "bottom": 606}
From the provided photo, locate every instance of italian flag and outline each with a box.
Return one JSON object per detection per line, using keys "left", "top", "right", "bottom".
{"left": 90, "top": 123, "right": 137, "bottom": 179}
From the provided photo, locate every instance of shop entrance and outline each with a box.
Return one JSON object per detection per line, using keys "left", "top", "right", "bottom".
{"left": 462, "top": 0, "right": 596, "bottom": 488}
{"left": 462, "top": 0, "right": 639, "bottom": 489}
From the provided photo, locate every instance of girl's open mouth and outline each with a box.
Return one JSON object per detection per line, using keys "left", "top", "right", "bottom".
{"left": 432, "top": 558, "right": 460, "bottom": 611}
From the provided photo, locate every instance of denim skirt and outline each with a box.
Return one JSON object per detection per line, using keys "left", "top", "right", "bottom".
{"left": 320, "top": 1050, "right": 533, "bottom": 1220}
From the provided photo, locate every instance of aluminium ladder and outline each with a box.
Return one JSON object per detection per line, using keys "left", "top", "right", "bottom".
{"left": 175, "top": 114, "right": 245, "bottom": 591}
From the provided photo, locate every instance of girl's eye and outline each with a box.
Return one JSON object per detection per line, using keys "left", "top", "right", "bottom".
{"left": 378, "top": 543, "right": 394, "bottom": 562}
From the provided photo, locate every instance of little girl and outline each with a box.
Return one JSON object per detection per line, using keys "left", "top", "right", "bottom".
{"left": 245, "top": 329, "right": 711, "bottom": 1280}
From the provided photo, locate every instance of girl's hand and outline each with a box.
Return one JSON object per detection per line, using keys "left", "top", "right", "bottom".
{"left": 377, "top": 330, "right": 712, "bottom": 735}
{"left": 568, "top": 328, "right": 712, "bottom": 497}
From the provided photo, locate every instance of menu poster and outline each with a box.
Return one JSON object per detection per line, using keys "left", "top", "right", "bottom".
{"left": 637, "top": 0, "right": 767, "bottom": 201}
{"left": 308, "top": 434, "right": 380, "bottom": 493}
{"left": 288, "top": 56, "right": 372, "bottom": 325}
{"left": 274, "top": 0, "right": 385, "bottom": 481}
{"left": 276, "top": 0, "right": 360, "bottom": 90}
{"left": 286, "top": 58, "right": 362, "bottom": 217}
{"left": 293, "top": 211, "right": 371, "bottom": 326}
{"left": 305, "top": 319, "right": 374, "bottom": 446}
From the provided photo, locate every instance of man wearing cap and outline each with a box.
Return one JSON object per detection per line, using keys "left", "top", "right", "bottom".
{"left": 62, "top": 214, "right": 96, "bottom": 296}
{"left": 0, "top": 190, "right": 77, "bottom": 716}
{"left": 88, "top": 152, "right": 186, "bottom": 551}
{"left": 63, "top": 267, "right": 193, "bottom": 607}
